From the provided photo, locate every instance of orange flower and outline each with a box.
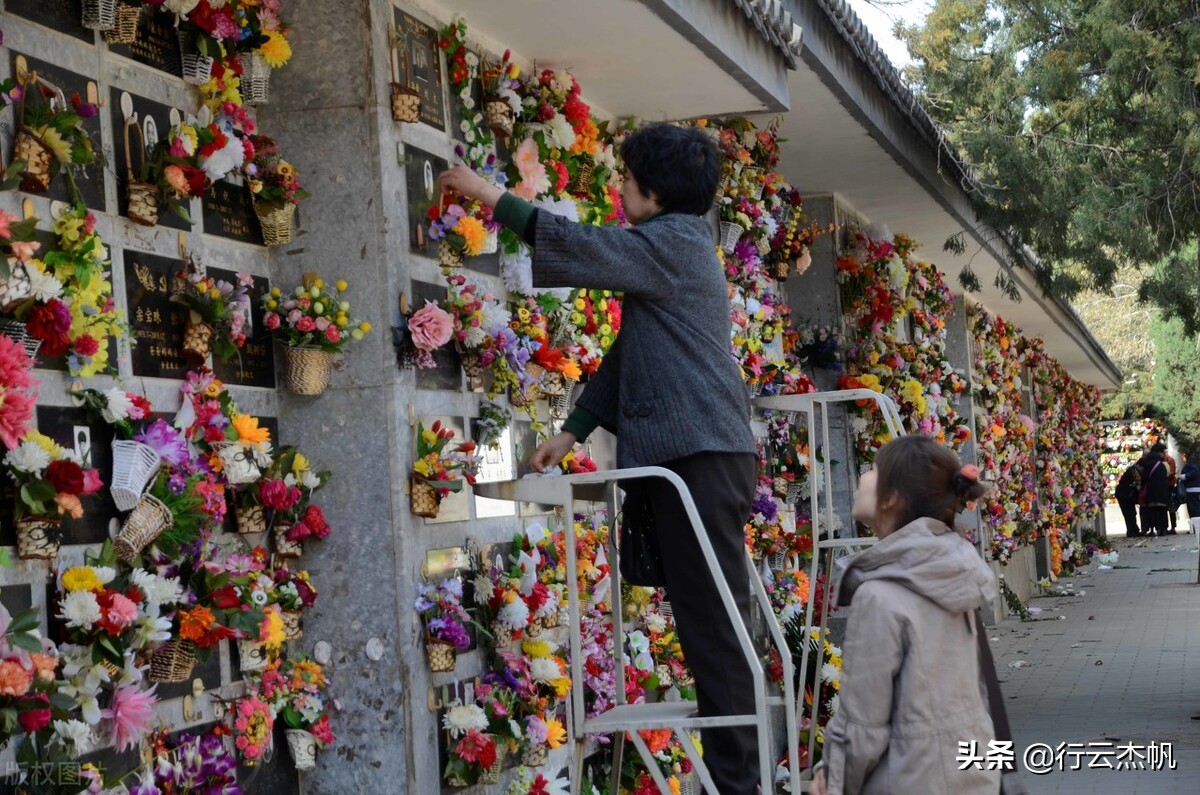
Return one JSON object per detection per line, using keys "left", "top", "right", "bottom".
{"left": 179, "top": 606, "right": 216, "bottom": 642}
{"left": 29, "top": 653, "right": 60, "bottom": 683}
{"left": 231, "top": 414, "right": 271, "bottom": 446}
{"left": 557, "top": 358, "right": 583, "bottom": 382}
{"left": 0, "top": 660, "right": 32, "bottom": 696}
{"left": 456, "top": 216, "right": 488, "bottom": 257}
{"left": 56, "top": 493, "right": 84, "bottom": 519}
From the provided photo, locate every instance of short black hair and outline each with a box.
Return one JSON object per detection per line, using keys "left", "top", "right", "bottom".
{"left": 1151, "top": 442, "right": 1167, "bottom": 454}
{"left": 620, "top": 124, "right": 719, "bottom": 216}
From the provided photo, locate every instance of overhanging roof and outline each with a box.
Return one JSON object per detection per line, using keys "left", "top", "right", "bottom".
{"left": 769, "top": 0, "right": 1121, "bottom": 390}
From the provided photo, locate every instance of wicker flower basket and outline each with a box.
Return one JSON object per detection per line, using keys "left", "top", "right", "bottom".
{"left": 541, "top": 371, "right": 567, "bottom": 398}
{"left": 181, "top": 52, "right": 215, "bottom": 85}
{"left": 540, "top": 610, "right": 560, "bottom": 629}
{"left": 238, "top": 639, "right": 269, "bottom": 672}
{"left": 104, "top": 2, "right": 141, "bottom": 45}
{"left": 286, "top": 729, "right": 318, "bottom": 771}
{"left": 740, "top": 166, "right": 764, "bottom": 200}
{"left": 786, "top": 482, "right": 805, "bottom": 505}
{"left": 489, "top": 621, "right": 512, "bottom": 648}
{"left": 218, "top": 443, "right": 262, "bottom": 485}
{"left": 114, "top": 493, "right": 173, "bottom": 563}
{"left": 478, "top": 744, "right": 507, "bottom": 784}
{"left": 123, "top": 113, "right": 160, "bottom": 226}
{"left": 182, "top": 315, "right": 215, "bottom": 366}
{"left": 0, "top": 261, "right": 34, "bottom": 312}
{"left": 15, "top": 516, "right": 60, "bottom": 561}
{"left": 242, "top": 53, "right": 271, "bottom": 106}
{"left": 571, "top": 160, "right": 595, "bottom": 195}
{"left": 549, "top": 379, "right": 575, "bottom": 417}
{"left": 282, "top": 345, "right": 333, "bottom": 396}
{"left": 15, "top": 130, "right": 54, "bottom": 194}
{"left": 82, "top": 0, "right": 117, "bottom": 31}
{"left": 655, "top": 663, "right": 673, "bottom": 690}
{"left": 524, "top": 618, "right": 543, "bottom": 639}
{"left": 254, "top": 201, "right": 296, "bottom": 246}
{"left": 679, "top": 773, "right": 700, "bottom": 795}
{"left": 426, "top": 638, "right": 456, "bottom": 673}
{"left": 437, "top": 240, "right": 463, "bottom": 269}
{"left": 510, "top": 363, "right": 544, "bottom": 408}
{"left": 483, "top": 96, "right": 514, "bottom": 139}
{"left": 719, "top": 220, "right": 744, "bottom": 253}
{"left": 676, "top": 670, "right": 695, "bottom": 690}
{"left": 773, "top": 258, "right": 791, "bottom": 280}
{"left": 768, "top": 551, "right": 789, "bottom": 572}
{"left": 281, "top": 609, "right": 303, "bottom": 641}
{"left": 111, "top": 440, "right": 162, "bottom": 512}
{"left": 235, "top": 503, "right": 268, "bottom": 535}
{"left": 772, "top": 476, "right": 790, "bottom": 499}
{"left": 0, "top": 320, "right": 42, "bottom": 362}
{"left": 149, "top": 639, "right": 196, "bottom": 684}
{"left": 391, "top": 83, "right": 421, "bottom": 123}
{"left": 274, "top": 523, "right": 302, "bottom": 558}
{"left": 522, "top": 745, "right": 548, "bottom": 767}
{"left": 460, "top": 351, "right": 485, "bottom": 392}
{"left": 411, "top": 478, "right": 440, "bottom": 519}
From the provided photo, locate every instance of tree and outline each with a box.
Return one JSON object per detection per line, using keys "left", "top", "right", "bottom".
{"left": 1150, "top": 314, "right": 1200, "bottom": 449}
{"left": 899, "top": 1, "right": 1200, "bottom": 327}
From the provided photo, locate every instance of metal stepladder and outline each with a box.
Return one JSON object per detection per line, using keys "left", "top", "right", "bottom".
{"left": 473, "top": 389, "right": 905, "bottom": 795}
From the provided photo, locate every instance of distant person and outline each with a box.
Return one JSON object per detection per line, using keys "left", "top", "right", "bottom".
{"left": 811, "top": 436, "right": 1000, "bottom": 795}
{"left": 1178, "top": 449, "right": 1200, "bottom": 534}
{"left": 1114, "top": 461, "right": 1141, "bottom": 536}
{"left": 1138, "top": 444, "right": 1171, "bottom": 538}
{"left": 1165, "top": 451, "right": 1180, "bottom": 534}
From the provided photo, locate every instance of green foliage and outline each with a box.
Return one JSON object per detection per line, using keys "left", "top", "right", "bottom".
{"left": 1150, "top": 313, "right": 1200, "bottom": 450}
{"left": 901, "top": 0, "right": 1200, "bottom": 326}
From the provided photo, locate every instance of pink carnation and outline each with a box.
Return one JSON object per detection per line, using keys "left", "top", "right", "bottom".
{"left": 264, "top": 312, "right": 281, "bottom": 331}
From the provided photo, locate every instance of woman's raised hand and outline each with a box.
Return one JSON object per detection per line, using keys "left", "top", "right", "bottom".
{"left": 529, "top": 432, "right": 577, "bottom": 474}
{"left": 438, "top": 165, "right": 503, "bottom": 209}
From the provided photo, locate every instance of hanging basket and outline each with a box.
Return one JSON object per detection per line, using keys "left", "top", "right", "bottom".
{"left": 676, "top": 669, "right": 695, "bottom": 690}
{"left": 218, "top": 443, "right": 263, "bottom": 486}
{"left": 786, "top": 482, "right": 805, "bottom": 505}
{"left": 768, "top": 551, "right": 789, "bottom": 572}
{"left": 15, "top": 130, "right": 54, "bottom": 194}
{"left": 15, "top": 516, "right": 60, "bottom": 561}
{"left": 391, "top": 83, "right": 421, "bottom": 123}
{"left": 149, "top": 639, "right": 196, "bottom": 683}
{"left": 282, "top": 345, "right": 333, "bottom": 396}
{"left": 510, "top": 363, "right": 544, "bottom": 408}
{"left": 285, "top": 729, "right": 318, "bottom": 771}
{"left": 104, "top": 2, "right": 141, "bottom": 45}
{"left": 254, "top": 201, "right": 296, "bottom": 246}
{"left": 746, "top": 380, "right": 763, "bottom": 400}
{"left": 489, "top": 621, "right": 512, "bottom": 648}
{"left": 719, "top": 220, "right": 744, "bottom": 253}
{"left": 81, "top": 0, "right": 118, "bottom": 31}
{"left": 772, "top": 476, "right": 790, "bottom": 499}
{"left": 411, "top": 478, "right": 440, "bottom": 519}
{"left": 541, "top": 371, "right": 567, "bottom": 398}
{"left": 773, "top": 258, "right": 791, "bottom": 281}
{"left": 478, "top": 744, "right": 507, "bottom": 784}
{"left": 460, "top": 351, "right": 485, "bottom": 392}
{"left": 522, "top": 745, "right": 548, "bottom": 768}
{"left": 540, "top": 609, "right": 560, "bottom": 629}
{"left": 0, "top": 319, "right": 42, "bottom": 363}
{"left": 124, "top": 116, "right": 159, "bottom": 226}
{"left": 678, "top": 773, "right": 700, "bottom": 795}
{"left": 242, "top": 53, "right": 272, "bottom": 106}
{"left": 0, "top": 261, "right": 35, "bottom": 312}
{"left": 281, "top": 609, "right": 303, "bottom": 641}
{"left": 740, "top": 166, "right": 764, "bottom": 200}
{"left": 549, "top": 378, "right": 575, "bottom": 417}
{"left": 238, "top": 639, "right": 269, "bottom": 672}
{"left": 426, "top": 638, "right": 456, "bottom": 672}
{"left": 524, "top": 618, "right": 543, "bottom": 639}
{"left": 235, "top": 502, "right": 268, "bottom": 534}
{"left": 571, "top": 160, "right": 595, "bottom": 195}
{"left": 182, "top": 315, "right": 215, "bottom": 366}
{"left": 483, "top": 97, "right": 514, "bottom": 139}
{"left": 114, "top": 493, "right": 173, "bottom": 563}
{"left": 655, "top": 663, "right": 673, "bottom": 690}
{"left": 273, "top": 523, "right": 302, "bottom": 558}
{"left": 181, "top": 52, "right": 214, "bottom": 85}
{"left": 437, "top": 240, "right": 463, "bottom": 269}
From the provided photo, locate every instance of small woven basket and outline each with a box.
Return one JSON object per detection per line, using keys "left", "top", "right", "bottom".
{"left": 773, "top": 258, "right": 791, "bottom": 280}
{"left": 104, "top": 2, "right": 141, "bottom": 45}
{"left": 719, "top": 220, "right": 744, "bottom": 253}
{"left": 411, "top": 478, "right": 440, "bottom": 518}
{"left": 772, "top": 476, "right": 790, "bottom": 499}
{"left": 0, "top": 262, "right": 34, "bottom": 312}
{"left": 655, "top": 663, "right": 674, "bottom": 690}
{"left": 540, "top": 610, "right": 560, "bottom": 629}
{"left": 182, "top": 316, "right": 215, "bottom": 365}
{"left": 522, "top": 745, "right": 548, "bottom": 767}
{"left": 510, "top": 363, "right": 544, "bottom": 408}
{"left": 238, "top": 639, "right": 269, "bottom": 672}
{"left": 460, "top": 351, "right": 485, "bottom": 391}
{"left": 484, "top": 97, "right": 514, "bottom": 139}
{"left": 524, "top": 618, "right": 543, "bottom": 639}
{"left": 15, "top": 516, "right": 60, "bottom": 561}
{"left": 282, "top": 346, "right": 333, "bottom": 396}
{"left": 235, "top": 503, "right": 268, "bottom": 535}
{"left": 437, "top": 240, "right": 463, "bottom": 269}
{"left": 149, "top": 639, "right": 196, "bottom": 683}
{"left": 123, "top": 116, "right": 159, "bottom": 226}
{"left": 571, "top": 160, "right": 595, "bottom": 194}
{"left": 286, "top": 729, "right": 318, "bottom": 771}
{"left": 242, "top": 53, "right": 271, "bottom": 106}
{"left": 254, "top": 201, "right": 296, "bottom": 246}
{"left": 281, "top": 609, "right": 302, "bottom": 641}
{"left": 549, "top": 379, "right": 575, "bottom": 417}
{"left": 81, "top": 0, "right": 117, "bottom": 31}
{"left": 0, "top": 319, "right": 42, "bottom": 362}
{"left": 478, "top": 745, "right": 506, "bottom": 784}
{"left": 489, "top": 621, "right": 512, "bottom": 648}
{"left": 114, "top": 493, "right": 173, "bottom": 563}
{"left": 15, "top": 130, "right": 54, "bottom": 194}
{"left": 541, "top": 371, "right": 567, "bottom": 398}
{"left": 273, "top": 523, "right": 302, "bottom": 558}
{"left": 391, "top": 84, "right": 420, "bottom": 122}
{"left": 426, "top": 638, "right": 456, "bottom": 672}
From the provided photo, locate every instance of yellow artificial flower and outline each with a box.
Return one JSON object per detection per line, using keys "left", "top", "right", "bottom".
{"left": 259, "top": 30, "right": 293, "bottom": 68}
{"left": 336, "top": 279, "right": 348, "bottom": 292}
{"left": 412, "top": 459, "right": 433, "bottom": 477}
{"left": 204, "top": 380, "right": 223, "bottom": 399}
{"left": 456, "top": 216, "right": 489, "bottom": 257}
{"left": 359, "top": 322, "right": 372, "bottom": 333}
{"left": 36, "top": 127, "right": 72, "bottom": 164}
{"left": 421, "top": 429, "right": 438, "bottom": 447}
{"left": 291, "top": 452, "right": 310, "bottom": 474}
{"left": 545, "top": 716, "right": 567, "bottom": 748}
{"left": 516, "top": 308, "right": 531, "bottom": 323}
{"left": 231, "top": 414, "right": 271, "bottom": 446}
{"left": 521, "top": 639, "right": 552, "bottom": 658}
{"left": 25, "top": 432, "right": 61, "bottom": 459}
{"left": 574, "top": 298, "right": 586, "bottom": 310}
{"left": 62, "top": 567, "right": 102, "bottom": 592}
{"left": 261, "top": 608, "right": 286, "bottom": 651}
{"left": 559, "top": 359, "right": 583, "bottom": 382}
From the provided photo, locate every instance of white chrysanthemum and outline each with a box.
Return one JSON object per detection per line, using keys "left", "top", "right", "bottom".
{"left": 828, "top": 692, "right": 841, "bottom": 716}
{"left": 496, "top": 598, "right": 529, "bottom": 630}
{"left": 28, "top": 266, "right": 63, "bottom": 302}
{"left": 543, "top": 115, "right": 576, "bottom": 150}
{"left": 821, "top": 662, "right": 840, "bottom": 687}
{"left": 480, "top": 296, "right": 513, "bottom": 332}
{"left": 100, "top": 388, "right": 133, "bottom": 424}
{"left": 52, "top": 719, "right": 95, "bottom": 757}
{"left": 300, "top": 470, "right": 321, "bottom": 490}
{"left": 533, "top": 195, "right": 581, "bottom": 223}
{"left": 529, "top": 656, "right": 562, "bottom": 683}
{"left": 442, "top": 703, "right": 488, "bottom": 738}
{"left": 130, "top": 570, "right": 183, "bottom": 606}
{"left": 779, "top": 603, "right": 803, "bottom": 625}
{"left": 643, "top": 611, "right": 668, "bottom": 634}
{"left": 460, "top": 323, "right": 487, "bottom": 349}
{"left": 5, "top": 440, "right": 51, "bottom": 475}
{"left": 59, "top": 590, "right": 101, "bottom": 630}
{"left": 131, "top": 612, "right": 172, "bottom": 651}
{"left": 472, "top": 574, "right": 494, "bottom": 605}
{"left": 91, "top": 566, "right": 117, "bottom": 585}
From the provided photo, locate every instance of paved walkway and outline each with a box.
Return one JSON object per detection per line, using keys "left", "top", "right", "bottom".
{"left": 988, "top": 530, "right": 1200, "bottom": 793}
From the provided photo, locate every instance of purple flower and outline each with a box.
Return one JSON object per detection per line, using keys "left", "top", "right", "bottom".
{"left": 168, "top": 471, "right": 188, "bottom": 495}
{"left": 135, "top": 419, "right": 190, "bottom": 467}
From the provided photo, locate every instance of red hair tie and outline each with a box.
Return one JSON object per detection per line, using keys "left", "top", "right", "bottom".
{"left": 960, "top": 464, "right": 980, "bottom": 481}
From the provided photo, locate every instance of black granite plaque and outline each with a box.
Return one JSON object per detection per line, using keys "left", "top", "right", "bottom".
{"left": 202, "top": 178, "right": 263, "bottom": 244}
{"left": 10, "top": 54, "right": 106, "bottom": 211}
{"left": 395, "top": 10, "right": 445, "bottom": 131}
{"left": 124, "top": 249, "right": 189, "bottom": 379}
{"left": 6, "top": 0, "right": 90, "bottom": 42}
{"left": 405, "top": 145, "right": 447, "bottom": 255}
{"left": 412, "top": 279, "right": 461, "bottom": 391}
{"left": 35, "top": 404, "right": 119, "bottom": 545}
{"left": 110, "top": 88, "right": 192, "bottom": 231}
{"left": 209, "top": 268, "right": 276, "bottom": 388}
{"left": 106, "top": 5, "right": 183, "bottom": 78}
{"left": 0, "top": 585, "right": 33, "bottom": 622}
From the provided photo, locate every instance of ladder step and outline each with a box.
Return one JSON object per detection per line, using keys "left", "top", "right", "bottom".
{"left": 582, "top": 703, "right": 760, "bottom": 733}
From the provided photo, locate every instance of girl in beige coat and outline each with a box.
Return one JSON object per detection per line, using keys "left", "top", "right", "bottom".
{"left": 812, "top": 435, "right": 1001, "bottom": 795}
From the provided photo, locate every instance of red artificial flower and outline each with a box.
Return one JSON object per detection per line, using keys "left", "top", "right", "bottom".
{"left": 209, "top": 586, "right": 243, "bottom": 611}
{"left": 551, "top": 161, "right": 569, "bottom": 194}
{"left": 294, "top": 577, "right": 318, "bottom": 607}
{"left": 198, "top": 130, "right": 229, "bottom": 159}
{"left": 73, "top": 334, "right": 100, "bottom": 357}
{"left": 17, "top": 693, "right": 51, "bottom": 733}
{"left": 301, "top": 504, "right": 330, "bottom": 539}
{"left": 453, "top": 729, "right": 496, "bottom": 768}
{"left": 46, "top": 460, "right": 85, "bottom": 496}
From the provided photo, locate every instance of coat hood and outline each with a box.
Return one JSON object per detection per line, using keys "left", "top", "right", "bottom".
{"left": 835, "top": 517, "right": 996, "bottom": 613}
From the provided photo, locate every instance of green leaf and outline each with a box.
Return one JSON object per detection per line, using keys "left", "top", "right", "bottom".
{"left": 10, "top": 631, "right": 43, "bottom": 654}
{"left": 7, "top": 607, "right": 41, "bottom": 636}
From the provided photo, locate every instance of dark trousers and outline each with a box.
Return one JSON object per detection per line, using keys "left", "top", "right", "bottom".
{"left": 646, "top": 451, "right": 759, "bottom": 795}
{"left": 1140, "top": 505, "right": 1168, "bottom": 536}
{"left": 1117, "top": 497, "right": 1139, "bottom": 535}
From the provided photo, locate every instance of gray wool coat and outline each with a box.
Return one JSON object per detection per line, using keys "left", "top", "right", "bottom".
{"left": 823, "top": 517, "right": 1001, "bottom": 795}
{"left": 531, "top": 210, "right": 756, "bottom": 468}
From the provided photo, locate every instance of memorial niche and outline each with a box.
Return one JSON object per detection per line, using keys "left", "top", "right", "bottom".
{"left": 208, "top": 268, "right": 276, "bottom": 388}
{"left": 106, "top": 4, "right": 183, "bottom": 78}
{"left": 34, "top": 404, "right": 119, "bottom": 546}
{"left": 411, "top": 279, "right": 461, "bottom": 391}
{"left": 5, "top": 0, "right": 90, "bottom": 43}
{"left": 110, "top": 89, "right": 193, "bottom": 231}
{"left": 393, "top": 9, "right": 445, "bottom": 131}
{"left": 124, "top": 249, "right": 189, "bottom": 379}
{"left": 202, "top": 178, "right": 264, "bottom": 245}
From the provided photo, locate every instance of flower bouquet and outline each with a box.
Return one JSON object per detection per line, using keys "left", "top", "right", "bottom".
{"left": 269, "top": 566, "right": 318, "bottom": 639}
{"left": 213, "top": 411, "right": 273, "bottom": 494}
{"left": 135, "top": 727, "right": 240, "bottom": 793}
{"left": 3, "top": 431, "right": 102, "bottom": 559}
{"left": 144, "top": 119, "right": 221, "bottom": 223}
{"left": 230, "top": 3, "right": 292, "bottom": 105}
{"left": 112, "top": 468, "right": 208, "bottom": 563}
{"left": 261, "top": 277, "right": 370, "bottom": 396}
{"left": 428, "top": 198, "right": 498, "bottom": 268}
{"left": 410, "top": 421, "right": 477, "bottom": 519}
{"left": 441, "top": 702, "right": 498, "bottom": 787}
{"left": 266, "top": 655, "right": 336, "bottom": 771}
{"left": 0, "top": 604, "right": 61, "bottom": 752}
{"left": 480, "top": 49, "right": 522, "bottom": 139}
{"left": 229, "top": 694, "right": 274, "bottom": 765}
{"left": 415, "top": 578, "right": 474, "bottom": 672}
{"left": 519, "top": 710, "right": 567, "bottom": 767}
{"left": 13, "top": 73, "right": 103, "bottom": 196}
{"left": 245, "top": 135, "right": 310, "bottom": 245}
{"left": 169, "top": 260, "right": 253, "bottom": 366}
{"left": 444, "top": 276, "right": 505, "bottom": 391}
{"left": 264, "top": 447, "right": 331, "bottom": 557}
{"left": 0, "top": 334, "right": 38, "bottom": 451}
{"left": 0, "top": 202, "right": 43, "bottom": 316}
{"left": 475, "top": 400, "right": 512, "bottom": 450}
{"left": 402, "top": 299, "right": 455, "bottom": 369}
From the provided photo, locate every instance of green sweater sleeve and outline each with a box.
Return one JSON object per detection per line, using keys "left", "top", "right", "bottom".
{"left": 494, "top": 192, "right": 538, "bottom": 246}
{"left": 562, "top": 405, "right": 603, "bottom": 442}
